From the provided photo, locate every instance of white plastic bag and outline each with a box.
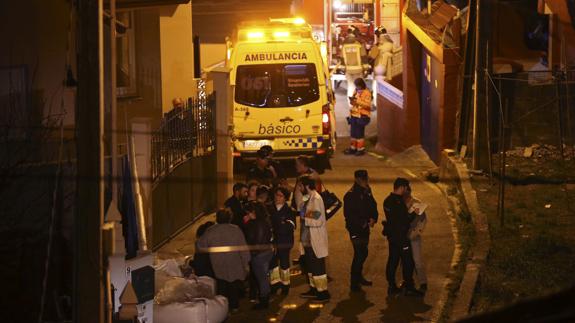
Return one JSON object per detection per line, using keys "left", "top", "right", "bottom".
{"left": 154, "top": 258, "right": 183, "bottom": 277}
{"left": 154, "top": 296, "right": 229, "bottom": 323}
{"left": 155, "top": 277, "right": 215, "bottom": 305}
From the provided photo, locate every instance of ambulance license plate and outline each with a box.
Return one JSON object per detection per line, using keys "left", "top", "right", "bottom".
{"left": 244, "top": 140, "right": 271, "bottom": 149}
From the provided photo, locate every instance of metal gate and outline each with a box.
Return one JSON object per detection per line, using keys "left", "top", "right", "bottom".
{"left": 151, "top": 84, "right": 217, "bottom": 248}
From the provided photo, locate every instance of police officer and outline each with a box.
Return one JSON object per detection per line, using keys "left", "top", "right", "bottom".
{"left": 343, "top": 169, "right": 378, "bottom": 292}
{"left": 382, "top": 178, "right": 423, "bottom": 297}
{"left": 246, "top": 149, "right": 276, "bottom": 186}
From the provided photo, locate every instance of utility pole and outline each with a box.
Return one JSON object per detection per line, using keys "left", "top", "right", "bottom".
{"left": 472, "top": 0, "right": 490, "bottom": 170}
{"left": 74, "top": 0, "right": 106, "bottom": 322}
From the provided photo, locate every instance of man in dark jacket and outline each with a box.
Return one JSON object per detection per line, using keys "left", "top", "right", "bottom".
{"left": 269, "top": 187, "right": 297, "bottom": 295}
{"left": 224, "top": 182, "right": 248, "bottom": 228}
{"left": 383, "top": 177, "right": 422, "bottom": 296}
{"left": 243, "top": 201, "right": 274, "bottom": 309}
{"left": 246, "top": 149, "right": 276, "bottom": 186}
{"left": 344, "top": 169, "right": 378, "bottom": 292}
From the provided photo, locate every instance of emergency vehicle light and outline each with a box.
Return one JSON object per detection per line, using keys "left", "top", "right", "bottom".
{"left": 269, "top": 17, "right": 306, "bottom": 25}
{"left": 247, "top": 31, "right": 264, "bottom": 39}
{"left": 293, "top": 17, "right": 306, "bottom": 25}
{"left": 273, "top": 31, "right": 290, "bottom": 38}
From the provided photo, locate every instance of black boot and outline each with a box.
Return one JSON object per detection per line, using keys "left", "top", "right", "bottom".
{"left": 404, "top": 285, "right": 424, "bottom": 297}
{"left": 388, "top": 284, "right": 401, "bottom": 296}
{"left": 315, "top": 290, "right": 331, "bottom": 302}
{"left": 300, "top": 287, "right": 318, "bottom": 299}
{"left": 360, "top": 277, "right": 373, "bottom": 286}
{"left": 343, "top": 148, "right": 357, "bottom": 155}
{"left": 350, "top": 284, "right": 363, "bottom": 292}
{"left": 270, "top": 283, "right": 281, "bottom": 295}
{"left": 252, "top": 296, "right": 269, "bottom": 310}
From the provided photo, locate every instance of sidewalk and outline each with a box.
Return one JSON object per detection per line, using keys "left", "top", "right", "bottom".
{"left": 157, "top": 140, "right": 457, "bottom": 322}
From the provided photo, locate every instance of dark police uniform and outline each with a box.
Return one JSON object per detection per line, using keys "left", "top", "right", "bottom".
{"left": 343, "top": 183, "right": 378, "bottom": 288}
{"left": 383, "top": 192, "right": 416, "bottom": 289}
{"left": 246, "top": 165, "right": 275, "bottom": 186}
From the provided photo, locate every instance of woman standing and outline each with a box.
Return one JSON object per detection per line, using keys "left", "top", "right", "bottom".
{"left": 269, "top": 187, "right": 297, "bottom": 295}
{"left": 243, "top": 201, "right": 274, "bottom": 309}
{"left": 344, "top": 78, "right": 372, "bottom": 156}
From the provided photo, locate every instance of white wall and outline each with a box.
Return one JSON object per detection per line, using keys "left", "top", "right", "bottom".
{"left": 200, "top": 43, "right": 226, "bottom": 70}
{"left": 159, "top": 3, "right": 196, "bottom": 112}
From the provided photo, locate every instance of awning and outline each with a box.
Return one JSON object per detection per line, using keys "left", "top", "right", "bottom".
{"left": 105, "top": 0, "right": 190, "bottom": 9}
{"left": 338, "top": 0, "right": 374, "bottom": 3}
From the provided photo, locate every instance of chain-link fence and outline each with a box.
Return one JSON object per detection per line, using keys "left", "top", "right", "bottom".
{"left": 488, "top": 69, "right": 575, "bottom": 182}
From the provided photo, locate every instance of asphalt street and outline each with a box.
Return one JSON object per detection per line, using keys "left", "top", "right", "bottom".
{"left": 159, "top": 140, "right": 456, "bottom": 323}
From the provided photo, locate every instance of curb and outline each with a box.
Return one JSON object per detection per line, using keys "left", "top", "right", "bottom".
{"left": 439, "top": 151, "right": 491, "bottom": 321}
{"left": 372, "top": 149, "right": 461, "bottom": 323}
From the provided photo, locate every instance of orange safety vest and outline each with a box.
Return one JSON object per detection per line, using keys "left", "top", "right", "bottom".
{"left": 350, "top": 89, "right": 372, "bottom": 118}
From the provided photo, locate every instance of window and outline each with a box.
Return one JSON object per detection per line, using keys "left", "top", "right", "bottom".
{"left": 116, "top": 11, "right": 137, "bottom": 97}
{"left": 235, "top": 63, "right": 319, "bottom": 108}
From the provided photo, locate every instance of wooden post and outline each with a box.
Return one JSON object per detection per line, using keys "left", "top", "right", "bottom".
{"left": 74, "top": 0, "right": 106, "bottom": 322}
{"left": 210, "top": 67, "right": 233, "bottom": 206}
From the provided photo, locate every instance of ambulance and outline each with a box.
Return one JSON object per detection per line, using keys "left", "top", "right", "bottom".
{"left": 226, "top": 18, "right": 336, "bottom": 167}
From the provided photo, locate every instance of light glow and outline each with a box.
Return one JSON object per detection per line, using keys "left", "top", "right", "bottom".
{"left": 322, "top": 112, "right": 329, "bottom": 123}
{"left": 333, "top": 0, "right": 343, "bottom": 10}
{"left": 273, "top": 31, "right": 290, "bottom": 38}
{"left": 247, "top": 31, "right": 264, "bottom": 39}
{"left": 293, "top": 17, "right": 306, "bottom": 25}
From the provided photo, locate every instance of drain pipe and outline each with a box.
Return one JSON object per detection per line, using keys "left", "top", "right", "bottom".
{"left": 129, "top": 133, "right": 148, "bottom": 251}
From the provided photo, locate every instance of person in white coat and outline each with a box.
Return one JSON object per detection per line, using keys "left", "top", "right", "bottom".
{"left": 404, "top": 187, "right": 428, "bottom": 291}
{"left": 296, "top": 175, "right": 330, "bottom": 302}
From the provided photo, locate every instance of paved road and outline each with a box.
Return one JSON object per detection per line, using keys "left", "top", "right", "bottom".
{"left": 159, "top": 140, "right": 456, "bottom": 322}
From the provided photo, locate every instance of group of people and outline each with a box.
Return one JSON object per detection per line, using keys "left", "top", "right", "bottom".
{"left": 192, "top": 148, "right": 428, "bottom": 315}
{"left": 342, "top": 171, "right": 427, "bottom": 296}
{"left": 194, "top": 149, "right": 329, "bottom": 313}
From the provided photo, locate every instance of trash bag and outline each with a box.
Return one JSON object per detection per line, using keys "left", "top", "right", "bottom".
{"left": 155, "top": 277, "right": 214, "bottom": 305}
{"left": 154, "top": 296, "right": 229, "bottom": 323}
{"left": 154, "top": 258, "right": 183, "bottom": 277}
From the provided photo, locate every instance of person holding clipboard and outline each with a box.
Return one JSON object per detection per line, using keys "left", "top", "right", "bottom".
{"left": 404, "top": 187, "right": 428, "bottom": 292}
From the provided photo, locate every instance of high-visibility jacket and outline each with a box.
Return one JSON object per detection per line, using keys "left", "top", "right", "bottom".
{"left": 350, "top": 89, "right": 372, "bottom": 118}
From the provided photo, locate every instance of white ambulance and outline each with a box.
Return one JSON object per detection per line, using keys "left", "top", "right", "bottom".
{"left": 226, "top": 18, "right": 336, "bottom": 167}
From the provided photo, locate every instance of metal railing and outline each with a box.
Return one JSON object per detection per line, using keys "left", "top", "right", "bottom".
{"left": 151, "top": 92, "right": 216, "bottom": 184}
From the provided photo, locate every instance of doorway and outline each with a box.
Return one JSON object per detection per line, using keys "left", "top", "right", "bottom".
{"left": 420, "top": 50, "right": 439, "bottom": 162}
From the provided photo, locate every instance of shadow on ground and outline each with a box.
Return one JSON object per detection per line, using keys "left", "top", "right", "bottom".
{"left": 331, "top": 290, "right": 375, "bottom": 322}
{"left": 379, "top": 295, "right": 432, "bottom": 322}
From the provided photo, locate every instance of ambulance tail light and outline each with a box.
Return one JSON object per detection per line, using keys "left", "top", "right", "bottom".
{"left": 322, "top": 104, "right": 330, "bottom": 135}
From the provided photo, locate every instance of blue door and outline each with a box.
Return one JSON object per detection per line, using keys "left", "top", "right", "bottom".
{"left": 420, "top": 50, "right": 440, "bottom": 162}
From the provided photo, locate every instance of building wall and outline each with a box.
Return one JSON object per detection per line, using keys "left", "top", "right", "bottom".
{"left": 117, "top": 8, "right": 163, "bottom": 135}
{"left": 200, "top": 43, "right": 227, "bottom": 69}
{"left": 378, "top": 25, "right": 461, "bottom": 163}
{"left": 292, "top": 0, "right": 325, "bottom": 25}
{"left": 492, "top": 2, "right": 542, "bottom": 63}
{"left": 192, "top": 0, "right": 293, "bottom": 44}
{"left": 0, "top": 0, "right": 76, "bottom": 128}
{"left": 159, "top": 3, "right": 196, "bottom": 112}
